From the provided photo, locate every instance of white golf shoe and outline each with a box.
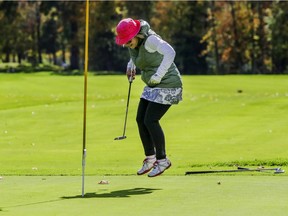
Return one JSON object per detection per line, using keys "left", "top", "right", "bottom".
{"left": 137, "top": 157, "right": 156, "bottom": 175}
{"left": 148, "top": 158, "right": 171, "bottom": 177}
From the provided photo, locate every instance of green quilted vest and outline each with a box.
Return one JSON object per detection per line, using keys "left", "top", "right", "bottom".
{"left": 128, "top": 24, "right": 182, "bottom": 88}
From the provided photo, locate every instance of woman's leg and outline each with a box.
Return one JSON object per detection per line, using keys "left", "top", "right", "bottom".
{"left": 136, "top": 99, "right": 171, "bottom": 158}
{"left": 136, "top": 98, "right": 172, "bottom": 176}
{"left": 136, "top": 99, "right": 155, "bottom": 156}
{"left": 143, "top": 101, "right": 171, "bottom": 160}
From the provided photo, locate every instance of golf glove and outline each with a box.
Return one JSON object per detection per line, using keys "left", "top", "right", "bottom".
{"left": 149, "top": 74, "right": 162, "bottom": 85}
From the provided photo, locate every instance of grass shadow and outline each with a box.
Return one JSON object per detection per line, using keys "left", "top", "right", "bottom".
{"left": 1, "top": 199, "right": 62, "bottom": 210}
{"left": 1, "top": 188, "right": 160, "bottom": 211}
{"left": 62, "top": 187, "right": 161, "bottom": 199}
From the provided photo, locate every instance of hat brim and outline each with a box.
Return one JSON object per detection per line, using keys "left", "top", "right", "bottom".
{"left": 115, "top": 20, "right": 141, "bottom": 46}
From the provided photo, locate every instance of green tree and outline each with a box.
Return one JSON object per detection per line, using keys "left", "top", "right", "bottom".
{"left": 59, "top": 1, "right": 85, "bottom": 70}
{"left": 125, "top": 0, "right": 153, "bottom": 21}
{"left": 22, "top": 1, "right": 41, "bottom": 66}
{"left": 41, "top": 11, "right": 59, "bottom": 65}
{"left": 0, "top": 1, "right": 19, "bottom": 62}
{"left": 89, "top": 1, "right": 122, "bottom": 71}
{"left": 269, "top": 1, "right": 288, "bottom": 74}
{"left": 41, "top": 1, "right": 85, "bottom": 70}
{"left": 151, "top": 1, "right": 209, "bottom": 74}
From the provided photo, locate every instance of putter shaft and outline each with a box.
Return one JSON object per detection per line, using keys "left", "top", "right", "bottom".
{"left": 114, "top": 77, "right": 132, "bottom": 141}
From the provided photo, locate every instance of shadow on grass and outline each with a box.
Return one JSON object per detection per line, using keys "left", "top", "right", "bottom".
{"left": 1, "top": 188, "right": 160, "bottom": 211}
{"left": 1, "top": 199, "right": 62, "bottom": 210}
{"left": 62, "top": 187, "right": 161, "bottom": 199}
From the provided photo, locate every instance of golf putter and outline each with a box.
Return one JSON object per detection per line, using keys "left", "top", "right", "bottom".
{"left": 185, "top": 166, "right": 285, "bottom": 175}
{"left": 114, "top": 75, "right": 133, "bottom": 140}
{"left": 237, "top": 166, "right": 285, "bottom": 174}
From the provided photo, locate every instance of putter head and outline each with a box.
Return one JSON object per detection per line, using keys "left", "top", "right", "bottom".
{"left": 237, "top": 167, "right": 248, "bottom": 170}
{"left": 274, "top": 168, "right": 285, "bottom": 174}
{"left": 114, "top": 136, "right": 127, "bottom": 140}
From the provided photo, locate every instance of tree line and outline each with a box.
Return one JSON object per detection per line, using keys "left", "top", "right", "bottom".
{"left": 0, "top": 0, "right": 287, "bottom": 75}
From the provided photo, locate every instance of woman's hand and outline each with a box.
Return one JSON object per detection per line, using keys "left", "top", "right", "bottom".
{"left": 126, "top": 69, "right": 136, "bottom": 82}
{"left": 149, "top": 74, "right": 161, "bottom": 85}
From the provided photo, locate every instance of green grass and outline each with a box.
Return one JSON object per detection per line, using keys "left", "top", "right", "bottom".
{"left": 0, "top": 72, "right": 287, "bottom": 175}
{"left": 0, "top": 72, "right": 287, "bottom": 215}
{"left": 1, "top": 176, "right": 288, "bottom": 216}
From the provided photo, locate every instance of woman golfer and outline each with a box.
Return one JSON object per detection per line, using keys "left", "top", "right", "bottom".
{"left": 115, "top": 18, "right": 182, "bottom": 177}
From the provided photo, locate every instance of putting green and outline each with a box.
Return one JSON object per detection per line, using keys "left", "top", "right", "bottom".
{"left": 1, "top": 176, "right": 287, "bottom": 216}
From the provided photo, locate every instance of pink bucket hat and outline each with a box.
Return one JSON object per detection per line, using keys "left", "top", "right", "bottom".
{"left": 115, "top": 18, "right": 141, "bottom": 45}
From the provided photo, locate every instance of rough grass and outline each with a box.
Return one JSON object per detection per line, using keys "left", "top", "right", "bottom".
{"left": 0, "top": 73, "right": 287, "bottom": 216}
{"left": 0, "top": 72, "right": 287, "bottom": 176}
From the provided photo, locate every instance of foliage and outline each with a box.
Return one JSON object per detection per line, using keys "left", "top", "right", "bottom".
{"left": 269, "top": 1, "right": 288, "bottom": 73}
{"left": 151, "top": 1, "right": 209, "bottom": 74}
{"left": 89, "top": 1, "right": 126, "bottom": 71}
{"left": 202, "top": 1, "right": 288, "bottom": 74}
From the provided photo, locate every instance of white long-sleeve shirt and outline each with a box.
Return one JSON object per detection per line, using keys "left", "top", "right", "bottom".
{"left": 127, "top": 35, "right": 176, "bottom": 78}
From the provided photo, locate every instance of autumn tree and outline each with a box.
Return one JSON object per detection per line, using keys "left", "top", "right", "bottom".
{"left": 202, "top": 1, "right": 273, "bottom": 74}
{"left": 1, "top": 0, "right": 287, "bottom": 74}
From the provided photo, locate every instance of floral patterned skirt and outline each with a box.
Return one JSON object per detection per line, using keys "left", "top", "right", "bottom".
{"left": 141, "top": 86, "right": 182, "bottom": 105}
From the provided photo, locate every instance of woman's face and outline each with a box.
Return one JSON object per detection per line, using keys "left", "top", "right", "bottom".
{"left": 124, "top": 37, "right": 138, "bottom": 49}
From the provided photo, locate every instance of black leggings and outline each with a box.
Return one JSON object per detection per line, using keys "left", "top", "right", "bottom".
{"left": 136, "top": 98, "right": 171, "bottom": 160}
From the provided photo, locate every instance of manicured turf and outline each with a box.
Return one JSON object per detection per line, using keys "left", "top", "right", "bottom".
{"left": 1, "top": 176, "right": 288, "bottom": 216}
{"left": 0, "top": 72, "right": 287, "bottom": 215}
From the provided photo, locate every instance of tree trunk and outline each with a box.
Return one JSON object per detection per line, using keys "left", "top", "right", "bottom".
{"left": 69, "top": 19, "right": 80, "bottom": 70}
{"left": 52, "top": 52, "right": 57, "bottom": 65}
{"left": 70, "top": 45, "right": 79, "bottom": 70}
{"left": 257, "top": 2, "right": 268, "bottom": 73}
{"left": 5, "top": 51, "right": 10, "bottom": 63}
{"left": 17, "top": 52, "right": 22, "bottom": 64}
{"left": 230, "top": 1, "right": 243, "bottom": 73}
{"left": 248, "top": 1, "right": 256, "bottom": 74}
{"left": 211, "top": 1, "right": 220, "bottom": 74}
{"left": 36, "top": 2, "right": 42, "bottom": 64}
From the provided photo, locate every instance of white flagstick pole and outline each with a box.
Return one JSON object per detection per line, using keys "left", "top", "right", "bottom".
{"left": 82, "top": 0, "right": 89, "bottom": 198}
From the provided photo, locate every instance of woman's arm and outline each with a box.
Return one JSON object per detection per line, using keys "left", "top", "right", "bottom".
{"left": 145, "top": 35, "right": 176, "bottom": 84}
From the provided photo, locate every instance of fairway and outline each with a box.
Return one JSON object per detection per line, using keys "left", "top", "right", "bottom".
{"left": 0, "top": 73, "right": 288, "bottom": 215}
